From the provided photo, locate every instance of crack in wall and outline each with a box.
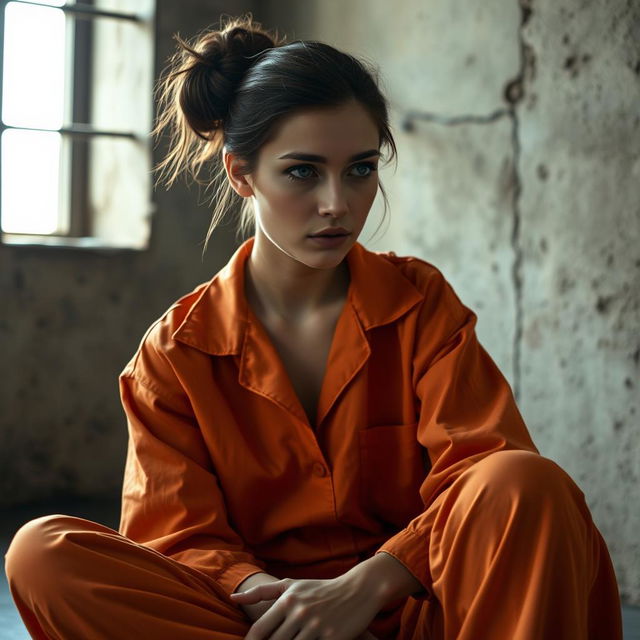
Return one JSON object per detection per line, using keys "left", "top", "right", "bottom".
{"left": 508, "top": 107, "right": 523, "bottom": 404}
{"left": 507, "top": 0, "right": 534, "bottom": 404}
{"left": 401, "top": 108, "right": 510, "bottom": 131}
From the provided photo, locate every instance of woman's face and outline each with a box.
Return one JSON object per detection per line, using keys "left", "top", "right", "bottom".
{"left": 231, "top": 100, "right": 381, "bottom": 271}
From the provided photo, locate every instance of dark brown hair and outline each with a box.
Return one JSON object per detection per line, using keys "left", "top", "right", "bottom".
{"left": 153, "top": 13, "right": 397, "bottom": 252}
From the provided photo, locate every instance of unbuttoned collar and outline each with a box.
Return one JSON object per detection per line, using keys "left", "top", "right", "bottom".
{"left": 172, "top": 236, "right": 424, "bottom": 355}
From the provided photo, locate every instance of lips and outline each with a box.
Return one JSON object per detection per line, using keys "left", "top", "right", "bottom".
{"left": 309, "top": 228, "right": 350, "bottom": 237}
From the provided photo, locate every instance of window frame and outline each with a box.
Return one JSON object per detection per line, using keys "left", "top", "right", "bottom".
{"left": 0, "top": 0, "right": 151, "bottom": 249}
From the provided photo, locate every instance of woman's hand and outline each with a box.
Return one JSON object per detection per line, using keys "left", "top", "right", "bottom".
{"left": 233, "top": 572, "right": 282, "bottom": 623}
{"left": 229, "top": 574, "right": 384, "bottom": 640}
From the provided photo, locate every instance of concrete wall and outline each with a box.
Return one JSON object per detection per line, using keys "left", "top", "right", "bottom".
{"left": 263, "top": 0, "right": 639, "bottom": 605}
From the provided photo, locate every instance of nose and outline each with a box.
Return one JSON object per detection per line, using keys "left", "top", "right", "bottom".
{"left": 317, "top": 176, "right": 349, "bottom": 218}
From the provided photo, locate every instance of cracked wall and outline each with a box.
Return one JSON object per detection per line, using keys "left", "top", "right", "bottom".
{"left": 517, "top": 0, "right": 640, "bottom": 606}
{"left": 265, "top": 0, "right": 639, "bottom": 604}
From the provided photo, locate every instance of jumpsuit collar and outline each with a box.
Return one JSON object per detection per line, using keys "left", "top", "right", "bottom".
{"left": 172, "top": 236, "right": 424, "bottom": 427}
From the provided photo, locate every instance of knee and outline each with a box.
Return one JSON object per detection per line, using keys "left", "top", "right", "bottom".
{"left": 463, "top": 449, "right": 585, "bottom": 509}
{"left": 5, "top": 514, "right": 78, "bottom": 590}
{"left": 433, "top": 450, "right": 592, "bottom": 554}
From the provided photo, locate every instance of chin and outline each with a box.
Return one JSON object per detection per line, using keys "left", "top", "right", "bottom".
{"left": 301, "top": 247, "right": 351, "bottom": 268}
{"left": 295, "top": 254, "right": 345, "bottom": 271}
{"left": 270, "top": 234, "right": 353, "bottom": 270}
{"left": 305, "top": 241, "right": 356, "bottom": 265}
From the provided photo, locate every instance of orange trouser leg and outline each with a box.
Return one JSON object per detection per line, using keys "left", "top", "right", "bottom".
{"left": 397, "top": 450, "right": 623, "bottom": 640}
{"left": 4, "top": 514, "right": 250, "bottom": 639}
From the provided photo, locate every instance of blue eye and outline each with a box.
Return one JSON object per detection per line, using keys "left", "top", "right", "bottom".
{"left": 285, "top": 165, "right": 317, "bottom": 181}
{"left": 350, "top": 162, "right": 376, "bottom": 177}
{"left": 284, "top": 162, "right": 377, "bottom": 182}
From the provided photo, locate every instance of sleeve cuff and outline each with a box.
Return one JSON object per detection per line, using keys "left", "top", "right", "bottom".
{"left": 375, "top": 528, "right": 433, "bottom": 602}
{"left": 215, "top": 562, "right": 270, "bottom": 599}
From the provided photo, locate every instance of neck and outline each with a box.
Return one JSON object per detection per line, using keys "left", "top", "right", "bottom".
{"left": 245, "top": 234, "right": 350, "bottom": 322}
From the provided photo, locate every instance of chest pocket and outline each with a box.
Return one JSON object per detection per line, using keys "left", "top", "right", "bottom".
{"left": 357, "top": 423, "right": 429, "bottom": 528}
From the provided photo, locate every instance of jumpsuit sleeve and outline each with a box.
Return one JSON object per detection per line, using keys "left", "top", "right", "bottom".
{"left": 118, "top": 323, "right": 267, "bottom": 599}
{"left": 374, "top": 266, "right": 539, "bottom": 600}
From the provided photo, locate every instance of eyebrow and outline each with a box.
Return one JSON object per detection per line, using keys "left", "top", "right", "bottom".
{"left": 277, "top": 149, "right": 380, "bottom": 163}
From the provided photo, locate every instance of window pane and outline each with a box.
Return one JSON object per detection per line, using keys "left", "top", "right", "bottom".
{"left": 93, "top": 0, "right": 153, "bottom": 15}
{"left": 1, "top": 129, "right": 63, "bottom": 234}
{"left": 2, "top": 1, "right": 66, "bottom": 129}
{"left": 89, "top": 9, "right": 153, "bottom": 133}
{"left": 87, "top": 134, "right": 152, "bottom": 248}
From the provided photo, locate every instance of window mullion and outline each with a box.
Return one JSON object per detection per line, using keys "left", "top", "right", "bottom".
{"left": 13, "top": 1, "right": 143, "bottom": 23}
{"left": 1, "top": 123, "right": 138, "bottom": 139}
{"left": 69, "top": 1, "right": 92, "bottom": 237}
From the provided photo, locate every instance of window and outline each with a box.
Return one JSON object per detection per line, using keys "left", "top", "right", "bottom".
{"left": 0, "top": 0, "right": 155, "bottom": 249}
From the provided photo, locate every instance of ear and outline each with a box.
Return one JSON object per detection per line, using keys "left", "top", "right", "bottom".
{"left": 223, "top": 149, "right": 254, "bottom": 198}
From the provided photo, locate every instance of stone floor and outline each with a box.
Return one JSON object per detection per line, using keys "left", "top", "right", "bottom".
{"left": 1, "top": 497, "right": 638, "bottom": 639}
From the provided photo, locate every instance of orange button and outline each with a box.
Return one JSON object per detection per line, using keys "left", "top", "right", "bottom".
{"left": 312, "top": 462, "right": 327, "bottom": 477}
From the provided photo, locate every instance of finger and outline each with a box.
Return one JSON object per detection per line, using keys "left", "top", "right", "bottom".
{"left": 244, "top": 602, "right": 288, "bottom": 640}
{"left": 230, "top": 581, "right": 288, "bottom": 604}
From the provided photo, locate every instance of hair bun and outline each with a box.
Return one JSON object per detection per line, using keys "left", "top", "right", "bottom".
{"left": 174, "top": 16, "right": 279, "bottom": 138}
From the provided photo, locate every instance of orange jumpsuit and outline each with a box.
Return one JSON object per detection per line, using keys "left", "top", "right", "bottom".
{"left": 5, "top": 236, "right": 622, "bottom": 639}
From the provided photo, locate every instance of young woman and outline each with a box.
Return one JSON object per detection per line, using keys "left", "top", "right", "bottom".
{"left": 5, "top": 14, "right": 622, "bottom": 640}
